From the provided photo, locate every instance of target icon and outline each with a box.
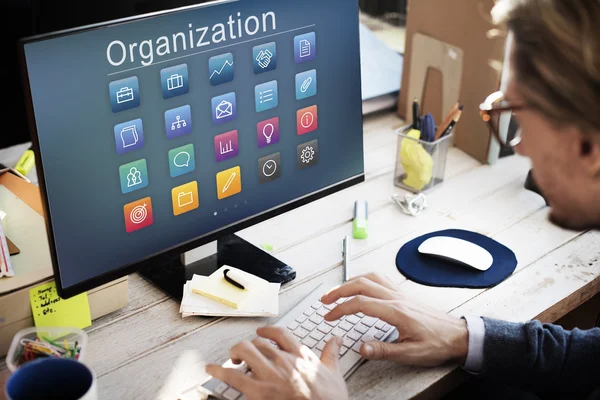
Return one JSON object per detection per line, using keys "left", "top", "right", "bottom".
{"left": 130, "top": 204, "right": 148, "bottom": 224}
{"left": 124, "top": 198, "right": 153, "bottom": 233}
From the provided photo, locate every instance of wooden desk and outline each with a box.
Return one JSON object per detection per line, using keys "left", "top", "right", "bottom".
{"left": 2, "top": 111, "right": 599, "bottom": 399}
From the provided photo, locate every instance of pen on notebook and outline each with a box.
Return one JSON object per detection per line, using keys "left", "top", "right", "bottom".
{"left": 223, "top": 268, "right": 248, "bottom": 290}
{"left": 342, "top": 236, "right": 350, "bottom": 282}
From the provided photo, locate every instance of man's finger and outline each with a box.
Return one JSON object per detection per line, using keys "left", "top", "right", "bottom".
{"left": 348, "top": 272, "right": 398, "bottom": 292}
{"left": 256, "top": 326, "right": 302, "bottom": 356}
{"left": 320, "top": 335, "right": 343, "bottom": 371}
{"left": 359, "top": 340, "right": 425, "bottom": 365}
{"left": 229, "top": 341, "right": 277, "bottom": 380}
{"left": 324, "top": 296, "right": 399, "bottom": 324}
{"left": 320, "top": 277, "right": 397, "bottom": 305}
{"left": 206, "top": 364, "right": 257, "bottom": 394}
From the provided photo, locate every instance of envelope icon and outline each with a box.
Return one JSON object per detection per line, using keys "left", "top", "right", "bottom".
{"left": 216, "top": 100, "right": 233, "bottom": 119}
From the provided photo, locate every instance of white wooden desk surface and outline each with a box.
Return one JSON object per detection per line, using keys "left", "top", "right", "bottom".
{"left": 2, "top": 111, "right": 599, "bottom": 400}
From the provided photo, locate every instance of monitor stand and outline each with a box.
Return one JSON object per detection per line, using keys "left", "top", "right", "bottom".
{"left": 138, "top": 234, "right": 296, "bottom": 302}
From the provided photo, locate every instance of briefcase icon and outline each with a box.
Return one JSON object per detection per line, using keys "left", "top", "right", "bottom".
{"left": 167, "top": 74, "right": 184, "bottom": 91}
{"left": 116, "top": 87, "right": 134, "bottom": 104}
{"left": 178, "top": 191, "right": 194, "bottom": 208}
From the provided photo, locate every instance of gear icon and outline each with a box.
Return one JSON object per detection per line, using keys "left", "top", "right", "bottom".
{"left": 301, "top": 146, "right": 315, "bottom": 163}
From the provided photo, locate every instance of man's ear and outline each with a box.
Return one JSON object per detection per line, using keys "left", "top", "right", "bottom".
{"left": 580, "top": 134, "right": 600, "bottom": 177}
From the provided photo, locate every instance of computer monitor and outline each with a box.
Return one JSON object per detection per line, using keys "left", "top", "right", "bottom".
{"left": 19, "top": 0, "right": 364, "bottom": 300}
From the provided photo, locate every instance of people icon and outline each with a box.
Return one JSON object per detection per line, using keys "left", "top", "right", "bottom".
{"left": 127, "top": 167, "right": 142, "bottom": 187}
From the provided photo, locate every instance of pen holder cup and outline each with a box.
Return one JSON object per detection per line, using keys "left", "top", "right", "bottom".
{"left": 6, "top": 326, "right": 88, "bottom": 372}
{"left": 394, "top": 127, "right": 454, "bottom": 193}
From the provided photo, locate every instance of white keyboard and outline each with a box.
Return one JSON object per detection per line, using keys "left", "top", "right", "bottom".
{"left": 178, "top": 284, "right": 398, "bottom": 400}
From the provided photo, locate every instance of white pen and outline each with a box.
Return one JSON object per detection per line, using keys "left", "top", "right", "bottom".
{"left": 342, "top": 236, "right": 350, "bottom": 282}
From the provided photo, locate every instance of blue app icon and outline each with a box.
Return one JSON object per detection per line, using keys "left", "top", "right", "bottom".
{"left": 118, "top": 158, "right": 149, "bottom": 194}
{"left": 168, "top": 144, "right": 195, "bottom": 177}
{"left": 160, "top": 64, "right": 189, "bottom": 99}
{"left": 252, "top": 42, "right": 277, "bottom": 74}
{"left": 295, "top": 70, "right": 317, "bottom": 100}
{"left": 209, "top": 53, "right": 234, "bottom": 86}
{"left": 255, "top": 81, "right": 278, "bottom": 112}
{"left": 114, "top": 118, "right": 144, "bottom": 155}
{"left": 211, "top": 92, "right": 237, "bottom": 125}
{"left": 109, "top": 76, "right": 140, "bottom": 113}
{"left": 294, "top": 32, "right": 316, "bottom": 63}
{"left": 165, "top": 105, "right": 192, "bottom": 139}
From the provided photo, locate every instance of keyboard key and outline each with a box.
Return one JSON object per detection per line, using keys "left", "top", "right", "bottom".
{"left": 293, "top": 327, "right": 310, "bottom": 339}
{"left": 311, "top": 301, "right": 322, "bottom": 310}
{"left": 317, "top": 323, "right": 332, "bottom": 334}
{"left": 339, "top": 346, "right": 349, "bottom": 356}
{"left": 223, "top": 387, "right": 241, "bottom": 400}
{"left": 324, "top": 319, "right": 340, "bottom": 327}
{"left": 356, "top": 312, "right": 365, "bottom": 318}
{"left": 303, "top": 308, "right": 315, "bottom": 316}
{"left": 323, "top": 302, "right": 336, "bottom": 310}
{"left": 301, "top": 321, "right": 317, "bottom": 332}
{"left": 239, "top": 396, "right": 248, "bottom": 400}
{"left": 375, "top": 321, "right": 385, "bottom": 330}
{"left": 381, "top": 323, "right": 392, "bottom": 332}
{"left": 335, "top": 297, "right": 348, "bottom": 305}
{"left": 316, "top": 308, "right": 329, "bottom": 317}
{"left": 296, "top": 314, "right": 308, "bottom": 323}
{"left": 375, "top": 331, "right": 384, "bottom": 340}
{"left": 301, "top": 337, "right": 318, "bottom": 348}
{"left": 323, "top": 333, "right": 333, "bottom": 343}
{"left": 361, "top": 317, "right": 377, "bottom": 327}
{"left": 343, "top": 337, "right": 355, "bottom": 348}
{"left": 331, "top": 327, "right": 344, "bottom": 337}
{"left": 354, "top": 324, "right": 368, "bottom": 334}
{"left": 310, "top": 330, "right": 326, "bottom": 341}
{"left": 316, "top": 341, "right": 326, "bottom": 351}
{"left": 309, "top": 315, "right": 324, "bottom": 325}
{"left": 215, "top": 382, "right": 230, "bottom": 394}
{"left": 313, "top": 349, "right": 322, "bottom": 358}
{"left": 338, "top": 321, "right": 354, "bottom": 331}
{"left": 352, "top": 341, "right": 363, "bottom": 353}
{"left": 287, "top": 322, "right": 299, "bottom": 331}
{"left": 347, "top": 330, "right": 362, "bottom": 342}
{"left": 361, "top": 335, "right": 375, "bottom": 343}
{"left": 345, "top": 315, "right": 360, "bottom": 325}
{"left": 366, "top": 327, "right": 380, "bottom": 338}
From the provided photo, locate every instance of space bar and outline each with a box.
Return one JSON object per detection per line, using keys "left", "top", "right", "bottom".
{"left": 339, "top": 349, "right": 362, "bottom": 375}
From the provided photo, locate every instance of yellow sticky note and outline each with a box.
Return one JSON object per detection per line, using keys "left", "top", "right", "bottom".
{"left": 29, "top": 281, "right": 92, "bottom": 329}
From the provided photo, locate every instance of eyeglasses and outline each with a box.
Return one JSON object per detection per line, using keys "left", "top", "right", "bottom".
{"left": 479, "top": 91, "right": 524, "bottom": 149}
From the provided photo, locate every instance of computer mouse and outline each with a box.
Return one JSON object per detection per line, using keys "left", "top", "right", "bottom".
{"left": 417, "top": 236, "right": 493, "bottom": 271}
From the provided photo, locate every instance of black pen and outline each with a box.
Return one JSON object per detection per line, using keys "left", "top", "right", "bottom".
{"left": 412, "top": 98, "right": 420, "bottom": 130}
{"left": 223, "top": 268, "right": 245, "bottom": 289}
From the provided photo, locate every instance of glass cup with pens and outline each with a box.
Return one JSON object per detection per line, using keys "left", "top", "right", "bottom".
{"left": 394, "top": 99, "right": 462, "bottom": 193}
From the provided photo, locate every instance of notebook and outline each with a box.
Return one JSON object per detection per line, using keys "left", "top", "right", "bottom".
{"left": 179, "top": 266, "right": 280, "bottom": 318}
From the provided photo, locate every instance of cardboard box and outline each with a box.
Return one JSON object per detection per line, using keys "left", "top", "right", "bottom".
{"left": 0, "top": 169, "right": 128, "bottom": 355}
{"left": 398, "top": 0, "right": 507, "bottom": 163}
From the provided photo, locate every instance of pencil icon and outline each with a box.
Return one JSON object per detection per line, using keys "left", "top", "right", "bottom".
{"left": 222, "top": 172, "right": 236, "bottom": 193}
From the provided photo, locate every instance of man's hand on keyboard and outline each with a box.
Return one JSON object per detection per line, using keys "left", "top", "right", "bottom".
{"left": 320, "top": 272, "right": 468, "bottom": 367}
{"left": 206, "top": 326, "right": 349, "bottom": 400}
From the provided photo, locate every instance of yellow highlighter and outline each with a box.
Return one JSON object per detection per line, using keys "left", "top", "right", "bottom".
{"left": 15, "top": 147, "right": 35, "bottom": 176}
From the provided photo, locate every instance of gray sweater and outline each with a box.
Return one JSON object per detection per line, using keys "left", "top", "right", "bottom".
{"left": 480, "top": 317, "right": 600, "bottom": 399}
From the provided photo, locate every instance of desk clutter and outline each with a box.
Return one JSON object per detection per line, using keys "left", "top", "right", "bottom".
{"left": 394, "top": 100, "right": 463, "bottom": 193}
{"left": 180, "top": 266, "right": 280, "bottom": 318}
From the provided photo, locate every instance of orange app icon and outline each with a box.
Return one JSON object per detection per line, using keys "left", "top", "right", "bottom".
{"left": 172, "top": 181, "right": 199, "bottom": 216}
{"left": 216, "top": 166, "right": 242, "bottom": 200}
{"left": 123, "top": 197, "right": 153, "bottom": 233}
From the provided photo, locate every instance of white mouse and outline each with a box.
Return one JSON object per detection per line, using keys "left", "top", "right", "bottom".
{"left": 417, "top": 236, "right": 493, "bottom": 271}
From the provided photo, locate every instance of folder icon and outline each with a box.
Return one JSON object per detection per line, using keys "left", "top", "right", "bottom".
{"left": 116, "top": 87, "right": 134, "bottom": 104}
{"left": 178, "top": 191, "right": 193, "bottom": 207}
{"left": 172, "top": 181, "right": 199, "bottom": 216}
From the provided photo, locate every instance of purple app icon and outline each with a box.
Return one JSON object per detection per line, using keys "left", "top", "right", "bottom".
{"left": 214, "top": 130, "right": 239, "bottom": 162}
{"left": 256, "top": 117, "right": 280, "bottom": 148}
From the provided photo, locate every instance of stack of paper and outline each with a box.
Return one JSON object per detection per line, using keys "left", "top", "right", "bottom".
{"left": 179, "top": 266, "right": 280, "bottom": 318}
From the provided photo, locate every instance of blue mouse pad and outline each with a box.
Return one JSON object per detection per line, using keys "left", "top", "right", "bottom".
{"left": 396, "top": 229, "right": 518, "bottom": 288}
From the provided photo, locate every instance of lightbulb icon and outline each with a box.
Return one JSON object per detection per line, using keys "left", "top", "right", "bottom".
{"left": 262, "top": 123, "right": 275, "bottom": 144}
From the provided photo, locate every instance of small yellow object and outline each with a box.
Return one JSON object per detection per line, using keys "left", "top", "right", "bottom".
{"left": 29, "top": 281, "right": 92, "bottom": 329}
{"left": 400, "top": 129, "right": 433, "bottom": 191}
{"left": 192, "top": 271, "right": 249, "bottom": 309}
{"left": 15, "top": 149, "right": 35, "bottom": 176}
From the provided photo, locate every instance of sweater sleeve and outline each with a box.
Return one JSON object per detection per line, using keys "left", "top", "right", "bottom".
{"left": 479, "top": 317, "right": 600, "bottom": 398}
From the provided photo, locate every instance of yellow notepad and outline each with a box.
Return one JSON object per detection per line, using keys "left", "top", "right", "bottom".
{"left": 191, "top": 266, "right": 258, "bottom": 309}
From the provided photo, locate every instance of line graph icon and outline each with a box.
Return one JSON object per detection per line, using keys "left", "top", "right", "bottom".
{"left": 209, "top": 53, "right": 234, "bottom": 86}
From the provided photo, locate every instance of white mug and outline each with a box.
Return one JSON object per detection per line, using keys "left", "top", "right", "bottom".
{"left": 5, "top": 358, "right": 97, "bottom": 400}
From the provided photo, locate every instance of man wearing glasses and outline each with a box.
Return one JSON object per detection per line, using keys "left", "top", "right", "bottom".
{"left": 207, "top": 0, "right": 600, "bottom": 399}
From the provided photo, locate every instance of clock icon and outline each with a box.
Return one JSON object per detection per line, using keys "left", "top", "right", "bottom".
{"left": 262, "top": 159, "right": 277, "bottom": 177}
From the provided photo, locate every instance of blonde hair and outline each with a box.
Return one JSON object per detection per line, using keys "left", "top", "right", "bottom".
{"left": 492, "top": 0, "right": 600, "bottom": 133}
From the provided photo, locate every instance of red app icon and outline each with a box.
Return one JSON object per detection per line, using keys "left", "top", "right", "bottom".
{"left": 297, "top": 105, "right": 318, "bottom": 135}
{"left": 124, "top": 197, "right": 153, "bottom": 233}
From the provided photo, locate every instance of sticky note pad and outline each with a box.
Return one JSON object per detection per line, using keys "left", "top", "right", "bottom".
{"left": 192, "top": 275, "right": 249, "bottom": 309}
{"left": 29, "top": 281, "right": 92, "bottom": 329}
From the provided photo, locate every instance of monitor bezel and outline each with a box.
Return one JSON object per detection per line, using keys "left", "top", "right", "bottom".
{"left": 18, "top": 0, "right": 364, "bottom": 299}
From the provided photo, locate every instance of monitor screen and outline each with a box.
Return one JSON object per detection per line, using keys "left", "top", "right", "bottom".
{"left": 20, "top": 0, "right": 364, "bottom": 296}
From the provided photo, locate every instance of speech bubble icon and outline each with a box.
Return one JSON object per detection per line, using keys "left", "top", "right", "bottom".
{"left": 173, "top": 151, "right": 191, "bottom": 167}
